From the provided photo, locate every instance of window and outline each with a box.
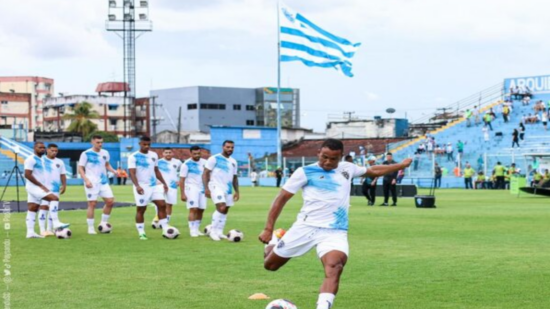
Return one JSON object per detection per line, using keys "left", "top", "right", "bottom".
{"left": 188, "top": 104, "right": 197, "bottom": 110}
{"left": 200, "top": 104, "right": 226, "bottom": 110}
{"left": 246, "top": 120, "right": 255, "bottom": 126}
{"left": 110, "top": 119, "right": 117, "bottom": 126}
{"left": 0, "top": 101, "right": 7, "bottom": 105}
{"left": 233, "top": 104, "right": 241, "bottom": 110}
{"left": 246, "top": 105, "right": 255, "bottom": 111}
{"left": 108, "top": 105, "right": 118, "bottom": 111}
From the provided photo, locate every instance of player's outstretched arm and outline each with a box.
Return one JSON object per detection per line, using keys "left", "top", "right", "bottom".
{"left": 259, "top": 189, "right": 294, "bottom": 244}
{"left": 365, "top": 158, "right": 412, "bottom": 178}
{"left": 233, "top": 175, "right": 240, "bottom": 202}
{"left": 202, "top": 168, "right": 212, "bottom": 198}
{"left": 24, "top": 170, "right": 48, "bottom": 192}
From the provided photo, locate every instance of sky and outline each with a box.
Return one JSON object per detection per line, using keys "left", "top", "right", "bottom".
{"left": 1, "top": 0, "right": 550, "bottom": 132}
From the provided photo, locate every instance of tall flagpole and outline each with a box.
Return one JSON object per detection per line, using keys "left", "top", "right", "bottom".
{"left": 276, "top": 0, "right": 282, "bottom": 169}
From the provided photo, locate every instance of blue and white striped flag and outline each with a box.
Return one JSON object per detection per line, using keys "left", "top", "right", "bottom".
{"left": 279, "top": 3, "right": 361, "bottom": 77}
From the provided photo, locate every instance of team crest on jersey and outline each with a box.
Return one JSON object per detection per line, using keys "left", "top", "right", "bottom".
{"left": 140, "top": 199, "right": 145, "bottom": 204}
{"left": 88, "top": 194, "right": 92, "bottom": 198}
{"left": 103, "top": 156, "right": 107, "bottom": 160}
{"left": 217, "top": 195, "right": 222, "bottom": 200}
{"left": 341, "top": 171, "right": 350, "bottom": 180}
{"left": 277, "top": 240, "right": 285, "bottom": 249}
{"left": 56, "top": 164, "right": 60, "bottom": 168}
{"left": 152, "top": 158, "right": 156, "bottom": 162}
{"left": 173, "top": 165, "right": 177, "bottom": 169}
{"left": 190, "top": 201, "right": 194, "bottom": 206}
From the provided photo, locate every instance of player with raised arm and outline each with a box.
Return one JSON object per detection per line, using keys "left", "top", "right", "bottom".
{"left": 128, "top": 136, "right": 173, "bottom": 240}
{"left": 156, "top": 147, "right": 182, "bottom": 225}
{"left": 38, "top": 144, "right": 68, "bottom": 236}
{"left": 78, "top": 135, "right": 118, "bottom": 234}
{"left": 180, "top": 145, "right": 208, "bottom": 237}
{"left": 24, "top": 142, "right": 69, "bottom": 238}
{"left": 259, "top": 139, "right": 412, "bottom": 309}
{"left": 203, "top": 140, "right": 239, "bottom": 241}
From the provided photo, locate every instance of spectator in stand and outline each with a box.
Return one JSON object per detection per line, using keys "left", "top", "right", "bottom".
{"left": 413, "top": 152, "right": 420, "bottom": 171}
{"left": 502, "top": 104, "right": 510, "bottom": 123}
{"left": 465, "top": 108, "right": 473, "bottom": 127}
{"left": 426, "top": 140, "right": 434, "bottom": 153}
{"left": 435, "top": 144, "right": 443, "bottom": 155}
{"left": 434, "top": 163, "right": 442, "bottom": 188}
{"left": 362, "top": 156, "right": 378, "bottom": 206}
{"left": 457, "top": 140, "right": 464, "bottom": 156}
{"left": 522, "top": 95, "right": 531, "bottom": 106}
{"left": 483, "top": 112, "right": 493, "bottom": 131}
{"left": 482, "top": 126, "right": 490, "bottom": 143}
{"left": 275, "top": 167, "right": 283, "bottom": 188}
{"left": 250, "top": 169, "right": 259, "bottom": 187}
{"left": 542, "top": 109, "right": 548, "bottom": 131}
{"left": 493, "top": 162, "right": 506, "bottom": 189}
{"left": 477, "top": 154, "right": 484, "bottom": 172}
{"left": 519, "top": 122, "right": 526, "bottom": 140}
{"left": 453, "top": 164, "right": 461, "bottom": 177}
{"left": 473, "top": 105, "right": 481, "bottom": 126}
{"left": 418, "top": 143, "right": 426, "bottom": 154}
{"left": 446, "top": 143, "right": 454, "bottom": 162}
{"left": 463, "top": 163, "right": 475, "bottom": 189}
{"left": 512, "top": 129, "right": 520, "bottom": 148}
{"left": 534, "top": 100, "right": 545, "bottom": 112}
{"left": 475, "top": 171, "right": 486, "bottom": 189}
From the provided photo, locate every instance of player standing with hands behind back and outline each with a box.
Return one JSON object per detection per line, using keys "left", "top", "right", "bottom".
{"left": 203, "top": 140, "right": 239, "bottom": 241}
{"left": 259, "top": 139, "right": 412, "bottom": 309}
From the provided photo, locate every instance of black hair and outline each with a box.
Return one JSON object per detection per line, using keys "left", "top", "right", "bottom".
{"left": 344, "top": 155, "right": 353, "bottom": 160}
{"left": 34, "top": 142, "right": 44, "bottom": 146}
{"left": 92, "top": 135, "right": 103, "bottom": 140}
{"left": 386, "top": 152, "right": 393, "bottom": 156}
{"left": 140, "top": 136, "right": 151, "bottom": 142}
{"left": 48, "top": 143, "right": 58, "bottom": 148}
{"left": 223, "top": 140, "right": 234, "bottom": 146}
{"left": 163, "top": 147, "right": 172, "bottom": 151}
{"left": 320, "top": 139, "right": 344, "bottom": 152}
{"left": 190, "top": 145, "right": 201, "bottom": 152}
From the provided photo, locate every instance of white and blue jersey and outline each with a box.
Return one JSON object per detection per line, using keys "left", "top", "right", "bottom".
{"left": 24, "top": 155, "right": 46, "bottom": 191}
{"left": 43, "top": 157, "right": 66, "bottom": 194}
{"left": 158, "top": 158, "right": 182, "bottom": 190}
{"left": 204, "top": 154, "right": 238, "bottom": 194}
{"left": 180, "top": 158, "right": 207, "bottom": 191}
{"left": 128, "top": 151, "right": 159, "bottom": 187}
{"left": 282, "top": 162, "right": 367, "bottom": 231}
{"left": 78, "top": 149, "right": 110, "bottom": 185}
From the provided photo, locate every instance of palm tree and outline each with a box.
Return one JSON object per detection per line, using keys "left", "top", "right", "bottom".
{"left": 63, "top": 101, "right": 100, "bottom": 137}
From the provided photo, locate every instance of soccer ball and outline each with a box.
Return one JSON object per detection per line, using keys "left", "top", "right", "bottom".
{"left": 204, "top": 224, "right": 212, "bottom": 235}
{"left": 98, "top": 222, "right": 112, "bottom": 234}
{"left": 265, "top": 299, "right": 297, "bottom": 309}
{"left": 151, "top": 220, "right": 161, "bottom": 229}
{"left": 163, "top": 226, "right": 180, "bottom": 239}
{"left": 55, "top": 228, "right": 72, "bottom": 239}
{"left": 227, "top": 229, "right": 244, "bottom": 242}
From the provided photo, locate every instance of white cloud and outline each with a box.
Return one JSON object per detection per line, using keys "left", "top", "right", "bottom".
{"left": 365, "top": 91, "right": 380, "bottom": 101}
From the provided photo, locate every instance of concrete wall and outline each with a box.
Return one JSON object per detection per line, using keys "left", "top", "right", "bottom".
{"left": 326, "top": 118, "right": 409, "bottom": 139}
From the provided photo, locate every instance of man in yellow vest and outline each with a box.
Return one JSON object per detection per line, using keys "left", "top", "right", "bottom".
{"left": 493, "top": 162, "right": 506, "bottom": 189}
{"left": 463, "top": 163, "right": 475, "bottom": 189}
{"left": 475, "top": 172, "right": 486, "bottom": 189}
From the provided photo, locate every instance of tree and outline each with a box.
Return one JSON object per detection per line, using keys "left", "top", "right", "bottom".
{"left": 84, "top": 131, "right": 119, "bottom": 143}
{"left": 63, "top": 102, "right": 100, "bottom": 137}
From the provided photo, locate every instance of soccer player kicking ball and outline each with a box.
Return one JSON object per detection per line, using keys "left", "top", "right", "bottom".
{"left": 259, "top": 139, "right": 412, "bottom": 309}
{"left": 203, "top": 140, "right": 239, "bottom": 241}
{"left": 128, "top": 136, "right": 174, "bottom": 240}
{"left": 156, "top": 147, "right": 182, "bottom": 225}
{"left": 78, "top": 135, "right": 119, "bottom": 234}
{"left": 38, "top": 144, "right": 68, "bottom": 237}
{"left": 180, "top": 146, "right": 207, "bottom": 237}
{"left": 24, "top": 142, "right": 69, "bottom": 238}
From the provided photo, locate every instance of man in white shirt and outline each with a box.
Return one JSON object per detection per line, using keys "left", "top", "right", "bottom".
{"left": 38, "top": 144, "right": 69, "bottom": 237}
{"left": 156, "top": 147, "right": 182, "bottom": 224}
{"left": 24, "top": 142, "right": 69, "bottom": 238}
{"left": 128, "top": 136, "right": 172, "bottom": 240}
{"left": 180, "top": 145, "right": 208, "bottom": 237}
{"left": 203, "top": 140, "right": 240, "bottom": 241}
{"left": 250, "top": 169, "right": 259, "bottom": 187}
{"left": 259, "top": 139, "right": 412, "bottom": 309}
{"left": 78, "top": 135, "right": 119, "bottom": 234}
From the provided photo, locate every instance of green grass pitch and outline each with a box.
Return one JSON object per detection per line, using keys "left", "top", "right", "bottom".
{"left": 2, "top": 186, "right": 550, "bottom": 308}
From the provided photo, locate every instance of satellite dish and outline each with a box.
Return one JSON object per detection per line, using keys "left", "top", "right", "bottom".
{"left": 386, "top": 108, "right": 396, "bottom": 114}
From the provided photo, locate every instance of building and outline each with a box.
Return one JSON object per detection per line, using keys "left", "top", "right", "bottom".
{"left": 150, "top": 86, "right": 300, "bottom": 133}
{"left": 326, "top": 118, "right": 409, "bottom": 139}
{"left": 0, "top": 92, "right": 32, "bottom": 140}
{"left": 210, "top": 126, "right": 278, "bottom": 163}
{"left": 43, "top": 82, "right": 152, "bottom": 138}
{"left": 0, "top": 76, "right": 55, "bottom": 134}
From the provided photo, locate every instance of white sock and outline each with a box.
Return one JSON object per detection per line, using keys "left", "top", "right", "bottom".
{"left": 188, "top": 221, "right": 194, "bottom": 232}
{"left": 211, "top": 211, "right": 221, "bottom": 233}
{"left": 154, "top": 205, "right": 158, "bottom": 217}
{"left": 26, "top": 211, "right": 37, "bottom": 234}
{"left": 38, "top": 210, "right": 48, "bottom": 233}
{"left": 101, "top": 214, "right": 110, "bottom": 223}
{"left": 136, "top": 223, "right": 145, "bottom": 235}
{"left": 47, "top": 216, "right": 53, "bottom": 232}
{"left": 159, "top": 218, "right": 169, "bottom": 233}
{"left": 216, "top": 212, "right": 227, "bottom": 235}
{"left": 316, "top": 293, "right": 335, "bottom": 309}
{"left": 49, "top": 201, "right": 60, "bottom": 226}
{"left": 195, "top": 220, "right": 201, "bottom": 232}
{"left": 87, "top": 218, "right": 95, "bottom": 229}
{"left": 167, "top": 215, "right": 171, "bottom": 222}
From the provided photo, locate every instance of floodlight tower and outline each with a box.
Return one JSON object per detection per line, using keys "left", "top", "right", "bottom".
{"left": 106, "top": 0, "right": 152, "bottom": 137}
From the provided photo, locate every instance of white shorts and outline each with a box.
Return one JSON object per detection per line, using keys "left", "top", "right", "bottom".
{"left": 273, "top": 223, "right": 349, "bottom": 259}
{"left": 133, "top": 185, "right": 165, "bottom": 207}
{"left": 27, "top": 186, "right": 52, "bottom": 205}
{"left": 84, "top": 183, "right": 114, "bottom": 201}
{"left": 164, "top": 188, "right": 178, "bottom": 205}
{"left": 185, "top": 186, "right": 207, "bottom": 210}
{"left": 40, "top": 193, "right": 60, "bottom": 206}
{"left": 208, "top": 183, "right": 234, "bottom": 207}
